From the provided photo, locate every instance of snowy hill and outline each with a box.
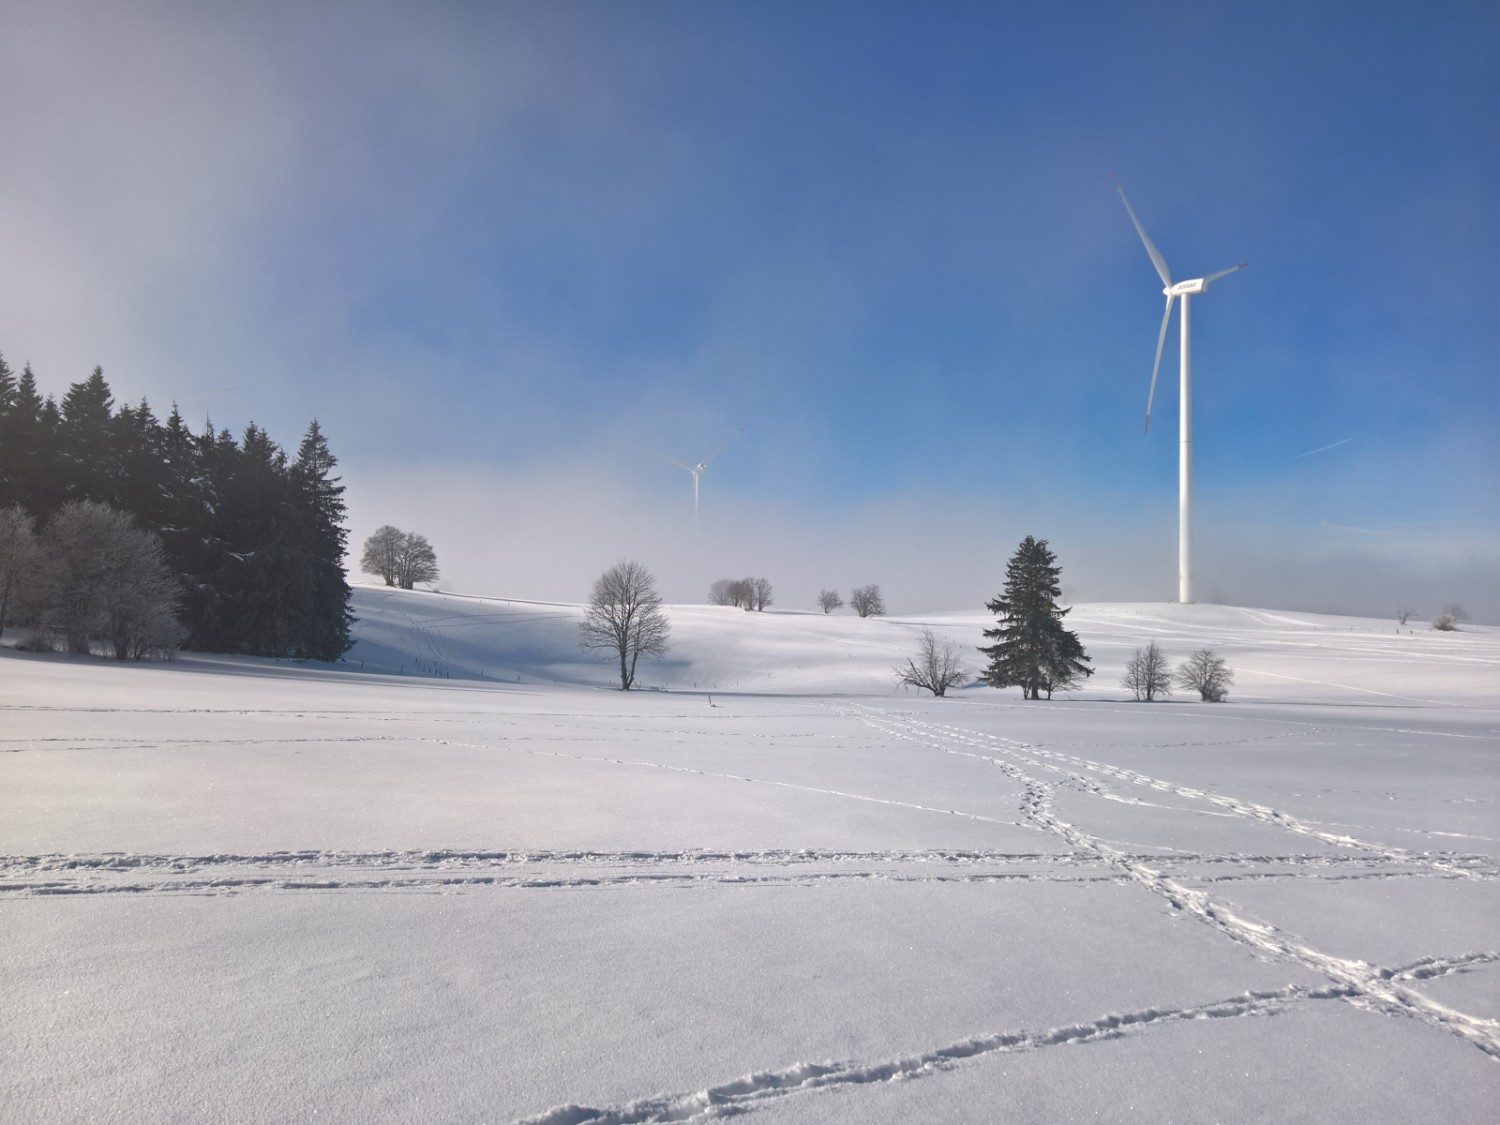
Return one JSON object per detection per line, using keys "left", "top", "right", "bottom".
{"left": 345, "top": 583, "right": 1500, "bottom": 706}
{"left": 6, "top": 587, "right": 1499, "bottom": 1122}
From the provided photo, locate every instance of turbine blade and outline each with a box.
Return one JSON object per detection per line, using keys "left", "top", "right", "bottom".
{"left": 1202, "top": 261, "right": 1248, "bottom": 286}
{"left": 1146, "top": 294, "right": 1174, "bottom": 434}
{"left": 648, "top": 447, "right": 693, "bottom": 472}
{"left": 699, "top": 425, "right": 746, "bottom": 468}
{"left": 1113, "top": 175, "right": 1172, "bottom": 287}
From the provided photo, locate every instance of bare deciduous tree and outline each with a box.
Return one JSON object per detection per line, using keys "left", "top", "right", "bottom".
{"left": 580, "top": 560, "right": 671, "bottom": 689}
{"left": 1396, "top": 607, "right": 1414, "bottom": 626}
{"left": 395, "top": 532, "right": 439, "bottom": 589}
{"left": 817, "top": 589, "right": 843, "bottom": 614}
{"left": 850, "top": 585, "right": 885, "bottom": 618}
{"left": 1173, "top": 648, "right": 1233, "bottom": 702}
{"left": 895, "top": 628, "right": 966, "bottom": 697}
{"left": 709, "top": 577, "right": 772, "bottom": 611}
{"left": 0, "top": 505, "right": 39, "bottom": 639}
{"left": 361, "top": 525, "right": 440, "bottom": 589}
{"left": 1122, "top": 641, "right": 1173, "bottom": 701}
{"left": 709, "top": 578, "right": 751, "bottom": 608}
{"left": 361, "top": 525, "right": 404, "bottom": 585}
{"left": 34, "top": 501, "right": 184, "bottom": 659}
{"left": 749, "top": 577, "right": 773, "bottom": 611}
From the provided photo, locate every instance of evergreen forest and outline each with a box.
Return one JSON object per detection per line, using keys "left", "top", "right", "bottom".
{"left": 0, "top": 355, "right": 353, "bottom": 661}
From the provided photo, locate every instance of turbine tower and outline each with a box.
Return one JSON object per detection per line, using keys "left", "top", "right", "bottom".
{"left": 652, "top": 426, "right": 745, "bottom": 522}
{"left": 1114, "top": 176, "right": 1246, "bottom": 605}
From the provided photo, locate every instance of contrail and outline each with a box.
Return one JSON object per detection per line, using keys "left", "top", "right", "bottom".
{"left": 1294, "top": 437, "right": 1351, "bottom": 460}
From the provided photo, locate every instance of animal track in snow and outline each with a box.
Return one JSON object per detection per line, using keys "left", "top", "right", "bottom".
{"left": 514, "top": 955, "right": 1497, "bottom": 1125}
{"left": 824, "top": 705, "right": 1500, "bottom": 1059}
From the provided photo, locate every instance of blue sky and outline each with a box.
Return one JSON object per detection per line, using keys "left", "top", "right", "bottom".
{"left": 1, "top": 1, "right": 1495, "bottom": 617}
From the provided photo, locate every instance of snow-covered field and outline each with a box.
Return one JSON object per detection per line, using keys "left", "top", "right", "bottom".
{"left": 3, "top": 586, "right": 1498, "bottom": 1123}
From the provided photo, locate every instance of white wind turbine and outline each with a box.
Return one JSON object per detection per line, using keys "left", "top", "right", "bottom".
{"left": 1114, "top": 175, "right": 1246, "bottom": 605}
{"left": 651, "top": 426, "right": 745, "bottom": 522}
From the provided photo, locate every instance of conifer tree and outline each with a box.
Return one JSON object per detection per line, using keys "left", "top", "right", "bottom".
{"left": 31, "top": 393, "right": 63, "bottom": 517}
{"left": 215, "top": 423, "right": 295, "bottom": 655}
{"left": 0, "top": 364, "right": 49, "bottom": 512}
{"left": 111, "top": 398, "right": 169, "bottom": 522}
{"left": 0, "top": 354, "right": 17, "bottom": 509}
{"left": 0, "top": 353, "right": 15, "bottom": 425}
{"left": 0, "top": 356, "right": 353, "bottom": 660}
{"left": 289, "top": 421, "right": 354, "bottom": 660}
{"left": 57, "top": 367, "right": 116, "bottom": 504}
{"left": 978, "top": 535, "right": 1091, "bottom": 700}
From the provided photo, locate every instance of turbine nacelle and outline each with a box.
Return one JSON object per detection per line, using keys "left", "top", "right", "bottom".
{"left": 1166, "top": 263, "right": 1247, "bottom": 298}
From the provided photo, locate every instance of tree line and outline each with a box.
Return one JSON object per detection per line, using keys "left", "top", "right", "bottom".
{"left": 0, "top": 356, "right": 352, "bottom": 661}
{"left": 577, "top": 540, "right": 1236, "bottom": 700}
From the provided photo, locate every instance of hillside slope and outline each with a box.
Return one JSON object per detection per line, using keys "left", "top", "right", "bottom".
{"left": 345, "top": 585, "right": 1500, "bottom": 707}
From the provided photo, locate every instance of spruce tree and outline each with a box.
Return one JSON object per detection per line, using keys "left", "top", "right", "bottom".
{"left": 57, "top": 367, "right": 116, "bottom": 504}
{"left": 0, "top": 358, "right": 353, "bottom": 661}
{"left": 181, "top": 423, "right": 239, "bottom": 650}
{"left": 0, "top": 353, "right": 17, "bottom": 509}
{"left": 31, "top": 393, "right": 63, "bottom": 517}
{"left": 0, "top": 353, "right": 15, "bottom": 425}
{"left": 111, "top": 398, "right": 168, "bottom": 522}
{"left": 216, "top": 423, "right": 294, "bottom": 655}
{"left": 289, "top": 420, "right": 353, "bottom": 661}
{"left": 978, "top": 535, "right": 1092, "bottom": 700}
{"left": 0, "top": 365, "right": 50, "bottom": 513}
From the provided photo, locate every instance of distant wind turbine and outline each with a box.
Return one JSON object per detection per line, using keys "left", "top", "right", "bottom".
{"left": 1115, "top": 175, "right": 1246, "bottom": 605}
{"left": 651, "top": 427, "right": 745, "bottom": 522}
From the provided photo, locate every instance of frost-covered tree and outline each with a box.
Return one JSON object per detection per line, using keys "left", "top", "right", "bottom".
{"left": 0, "top": 505, "right": 39, "bottom": 638}
{"left": 817, "top": 589, "right": 843, "bottom": 614}
{"left": 1433, "top": 604, "right": 1467, "bottom": 631}
{"left": 1174, "top": 648, "right": 1232, "bottom": 701}
{"left": 35, "top": 501, "right": 183, "bottom": 659}
{"left": 1122, "top": 641, "right": 1173, "bottom": 702}
{"left": 895, "top": 628, "right": 966, "bottom": 697}
{"left": 0, "top": 363, "right": 350, "bottom": 658}
{"left": 580, "top": 560, "right": 671, "bottom": 690}
{"left": 850, "top": 585, "right": 885, "bottom": 618}
{"left": 978, "top": 535, "right": 1091, "bottom": 700}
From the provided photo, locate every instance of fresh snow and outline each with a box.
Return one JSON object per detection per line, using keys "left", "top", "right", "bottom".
{"left": 2, "top": 586, "right": 1497, "bottom": 1123}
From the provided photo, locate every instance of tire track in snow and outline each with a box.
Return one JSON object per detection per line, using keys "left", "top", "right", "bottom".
{"left": 834, "top": 704, "right": 1500, "bottom": 1062}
